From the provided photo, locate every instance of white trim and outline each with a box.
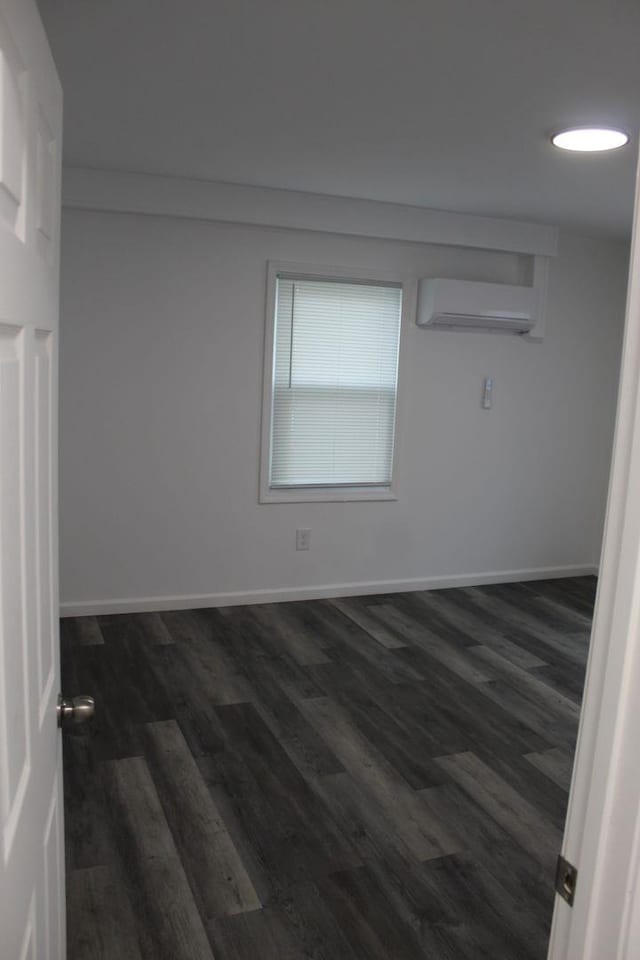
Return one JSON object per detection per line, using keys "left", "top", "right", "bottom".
{"left": 548, "top": 144, "right": 640, "bottom": 960}
{"left": 260, "top": 487, "right": 399, "bottom": 504}
{"left": 62, "top": 166, "right": 559, "bottom": 257}
{"left": 258, "top": 261, "right": 412, "bottom": 504}
{"left": 59, "top": 563, "right": 597, "bottom": 618}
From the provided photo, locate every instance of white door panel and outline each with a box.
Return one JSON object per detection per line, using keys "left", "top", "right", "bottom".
{"left": 0, "top": 1, "right": 63, "bottom": 958}
{"left": 547, "top": 151, "right": 640, "bottom": 958}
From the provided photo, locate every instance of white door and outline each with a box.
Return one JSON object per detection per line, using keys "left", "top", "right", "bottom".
{"left": 0, "top": 1, "right": 64, "bottom": 958}
{"left": 547, "top": 149, "right": 640, "bottom": 958}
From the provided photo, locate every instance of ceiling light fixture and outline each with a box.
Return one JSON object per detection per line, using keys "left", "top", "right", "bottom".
{"left": 551, "top": 127, "right": 629, "bottom": 152}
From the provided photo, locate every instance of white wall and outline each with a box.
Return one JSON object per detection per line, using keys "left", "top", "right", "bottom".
{"left": 58, "top": 208, "right": 627, "bottom": 614}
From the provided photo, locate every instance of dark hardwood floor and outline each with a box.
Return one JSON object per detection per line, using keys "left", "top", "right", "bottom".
{"left": 61, "top": 576, "right": 595, "bottom": 960}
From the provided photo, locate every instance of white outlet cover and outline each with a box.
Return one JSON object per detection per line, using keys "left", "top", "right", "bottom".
{"left": 296, "top": 528, "right": 311, "bottom": 550}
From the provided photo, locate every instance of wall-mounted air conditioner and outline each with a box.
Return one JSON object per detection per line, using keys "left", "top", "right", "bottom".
{"left": 417, "top": 278, "right": 536, "bottom": 335}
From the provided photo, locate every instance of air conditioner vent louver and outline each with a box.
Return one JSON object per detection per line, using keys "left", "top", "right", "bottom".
{"left": 417, "top": 278, "right": 535, "bottom": 334}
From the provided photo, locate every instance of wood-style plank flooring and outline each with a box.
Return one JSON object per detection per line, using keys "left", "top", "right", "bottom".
{"left": 62, "top": 576, "right": 595, "bottom": 960}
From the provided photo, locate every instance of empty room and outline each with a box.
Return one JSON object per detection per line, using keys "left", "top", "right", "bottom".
{"left": 3, "top": 1, "right": 640, "bottom": 958}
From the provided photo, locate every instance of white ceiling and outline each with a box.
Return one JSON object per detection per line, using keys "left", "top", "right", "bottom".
{"left": 38, "top": 0, "right": 640, "bottom": 238}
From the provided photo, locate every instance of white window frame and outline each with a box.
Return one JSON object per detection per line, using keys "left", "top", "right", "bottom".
{"left": 259, "top": 261, "right": 412, "bottom": 504}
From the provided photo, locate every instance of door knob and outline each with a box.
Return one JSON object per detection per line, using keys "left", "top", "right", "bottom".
{"left": 57, "top": 693, "right": 95, "bottom": 729}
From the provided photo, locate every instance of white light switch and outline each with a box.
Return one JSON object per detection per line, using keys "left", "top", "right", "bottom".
{"left": 482, "top": 377, "right": 494, "bottom": 409}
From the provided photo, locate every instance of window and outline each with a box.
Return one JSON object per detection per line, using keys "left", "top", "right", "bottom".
{"left": 260, "top": 264, "right": 403, "bottom": 502}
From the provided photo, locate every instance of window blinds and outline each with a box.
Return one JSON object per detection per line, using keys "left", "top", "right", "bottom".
{"left": 270, "top": 276, "right": 402, "bottom": 488}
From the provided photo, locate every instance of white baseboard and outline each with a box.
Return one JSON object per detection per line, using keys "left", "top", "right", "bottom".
{"left": 59, "top": 563, "right": 598, "bottom": 618}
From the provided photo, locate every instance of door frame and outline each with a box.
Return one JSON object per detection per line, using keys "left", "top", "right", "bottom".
{"left": 548, "top": 148, "right": 640, "bottom": 959}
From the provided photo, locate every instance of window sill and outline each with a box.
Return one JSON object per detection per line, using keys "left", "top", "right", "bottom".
{"left": 259, "top": 486, "right": 398, "bottom": 504}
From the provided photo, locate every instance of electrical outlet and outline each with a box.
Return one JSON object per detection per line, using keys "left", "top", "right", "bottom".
{"left": 296, "top": 528, "right": 311, "bottom": 551}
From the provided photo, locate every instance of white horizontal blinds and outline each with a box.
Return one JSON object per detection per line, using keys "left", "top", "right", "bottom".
{"left": 270, "top": 276, "right": 402, "bottom": 487}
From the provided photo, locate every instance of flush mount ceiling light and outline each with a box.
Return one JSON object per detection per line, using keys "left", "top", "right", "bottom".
{"left": 551, "top": 127, "right": 629, "bottom": 152}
